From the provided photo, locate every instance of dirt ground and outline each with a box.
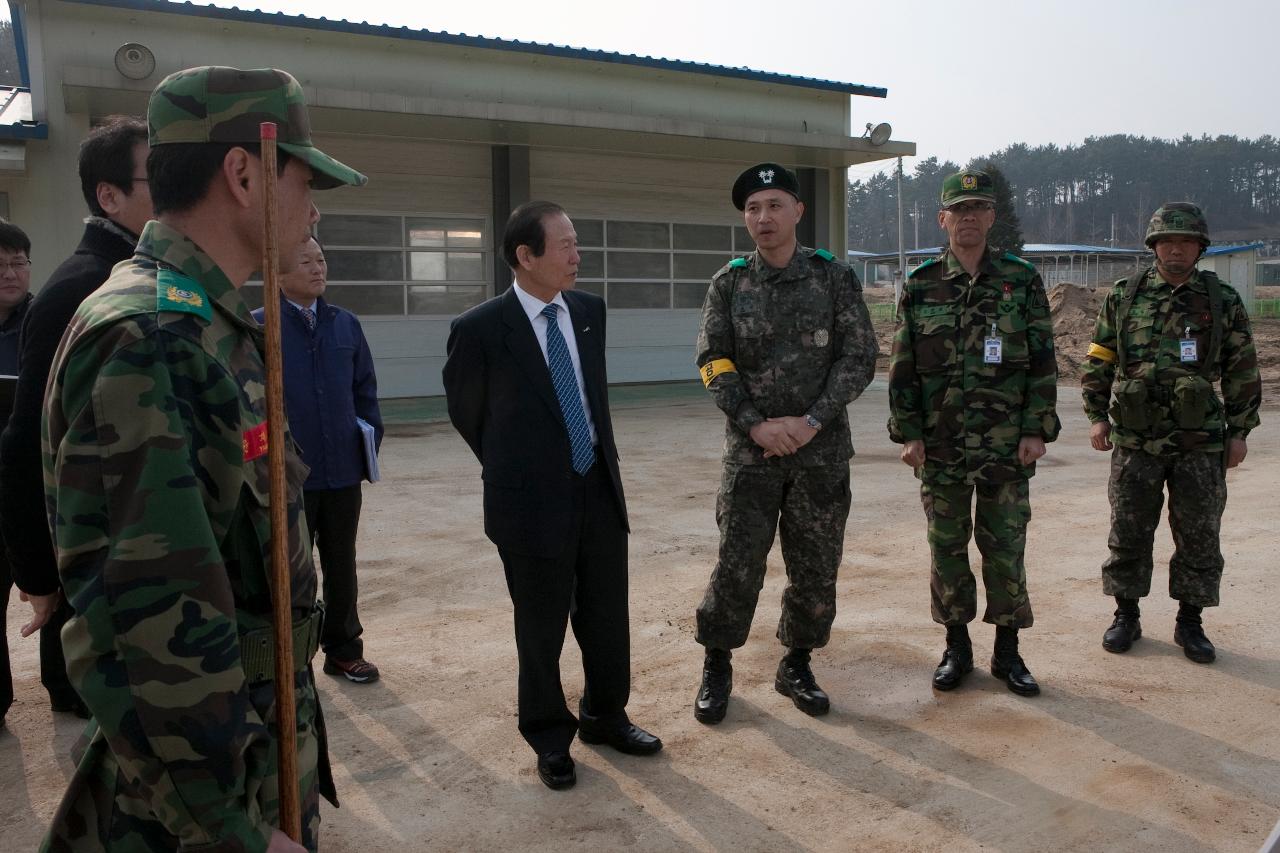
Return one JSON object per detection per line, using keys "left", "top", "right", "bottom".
{"left": 3, "top": 380, "right": 1278, "bottom": 852}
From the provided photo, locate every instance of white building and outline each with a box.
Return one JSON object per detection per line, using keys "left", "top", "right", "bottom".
{"left": 0, "top": 0, "right": 913, "bottom": 395}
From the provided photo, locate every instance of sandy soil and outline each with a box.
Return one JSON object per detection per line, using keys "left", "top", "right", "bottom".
{"left": 3, "top": 382, "right": 1278, "bottom": 852}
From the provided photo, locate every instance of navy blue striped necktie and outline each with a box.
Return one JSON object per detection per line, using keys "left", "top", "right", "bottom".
{"left": 540, "top": 304, "right": 594, "bottom": 474}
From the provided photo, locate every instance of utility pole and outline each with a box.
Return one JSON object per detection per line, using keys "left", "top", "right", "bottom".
{"left": 895, "top": 156, "right": 906, "bottom": 305}
{"left": 1110, "top": 212, "right": 1116, "bottom": 248}
{"left": 913, "top": 200, "right": 920, "bottom": 250}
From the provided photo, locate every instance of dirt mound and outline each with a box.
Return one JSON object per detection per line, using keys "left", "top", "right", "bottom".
{"left": 1048, "top": 283, "right": 1104, "bottom": 384}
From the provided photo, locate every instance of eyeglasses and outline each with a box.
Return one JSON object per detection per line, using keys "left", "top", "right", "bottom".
{"left": 946, "top": 202, "right": 994, "bottom": 215}
{"left": 0, "top": 259, "right": 31, "bottom": 273}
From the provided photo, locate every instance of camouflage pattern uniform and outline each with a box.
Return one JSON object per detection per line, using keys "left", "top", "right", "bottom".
{"left": 40, "top": 221, "right": 331, "bottom": 853}
{"left": 695, "top": 246, "right": 877, "bottom": 650}
{"left": 39, "top": 66, "right": 366, "bottom": 853}
{"left": 888, "top": 247, "right": 1060, "bottom": 627}
{"left": 1081, "top": 267, "right": 1261, "bottom": 606}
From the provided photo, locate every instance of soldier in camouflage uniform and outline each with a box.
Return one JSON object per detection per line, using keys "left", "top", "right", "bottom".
{"left": 693, "top": 162, "right": 877, "bottom": 724}
{"left": 888, "top": 170, "right": 1060, "bottom": 697}
{"left": 40, "top": 67, "right": 366, "bottom": 853}
{"left": 1082, "top": 202, "right": 1260, "bottom": 665}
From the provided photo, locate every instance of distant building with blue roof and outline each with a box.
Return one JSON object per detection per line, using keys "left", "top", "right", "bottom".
{"left": 0, "top": 0, "right": 915, "bottom": 395}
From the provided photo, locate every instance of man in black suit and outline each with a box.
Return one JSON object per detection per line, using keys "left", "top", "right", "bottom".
{"left": 443, "top": 200, "right": 661, "bottom": 790}
{"left": 0, "top": 116, "right": 151, "bottom": 724}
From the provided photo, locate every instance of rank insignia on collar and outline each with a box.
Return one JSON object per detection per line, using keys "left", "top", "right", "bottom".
{"left": 167, "top": 286, "right": 203, "bottom": 307}
{"left": 759, "top": 169, "right": 774, "bottom": 183}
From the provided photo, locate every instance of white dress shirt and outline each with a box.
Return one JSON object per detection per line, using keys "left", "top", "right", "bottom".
{"left": 512, "top": 280, "right": 598, "bottom": 446}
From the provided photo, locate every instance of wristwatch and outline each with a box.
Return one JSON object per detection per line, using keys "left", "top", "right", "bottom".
{"left": 804, "top": 414, "right": 822, "bottom": 431}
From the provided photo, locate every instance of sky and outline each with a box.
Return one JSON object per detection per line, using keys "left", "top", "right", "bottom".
{"left": 10, "top": 0, "right": 1277, "bottom": 181}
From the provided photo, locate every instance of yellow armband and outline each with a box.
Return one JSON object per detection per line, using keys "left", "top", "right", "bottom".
{"left": 1086, "top": 343, "right": 1117, "bottom": 364}
{"left": 700, "top": 358, "right": 737, "bottom": 387}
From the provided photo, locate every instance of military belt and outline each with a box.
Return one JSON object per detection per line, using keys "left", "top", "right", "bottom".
{"left": 239, "top": 604, "right": 325, "bottom": 684}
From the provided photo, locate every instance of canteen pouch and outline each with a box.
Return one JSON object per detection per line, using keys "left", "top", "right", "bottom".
{"left": 1172, "top": 374, "right": 1213, "bottom": 430}
{"left": 1110, "top": 379, "right": 1151, "bottom": 431}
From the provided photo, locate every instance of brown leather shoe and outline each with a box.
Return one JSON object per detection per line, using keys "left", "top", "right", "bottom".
{"left": 323, "top": 656, "right": 380, "bottom": 683}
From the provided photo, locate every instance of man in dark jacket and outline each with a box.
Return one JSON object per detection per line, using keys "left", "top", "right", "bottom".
{"left": 253, "top": 235, "right": 384, "bottom": 683}
{"left": 0, "top": 218, "right": 33, "bottom": 727}
{"left": 0, "top": 116, "right": 151, "bottom": 722}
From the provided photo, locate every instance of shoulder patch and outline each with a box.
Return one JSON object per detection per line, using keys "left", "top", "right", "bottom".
{"left": 157, "top": 269, "right": 212, "bottom": 321}
{"left": 907, "top": 257, "right": 940, "bottom": 279}
{"left": 1001, "top": 252, "right": 1036, "bottom": 272}
{"left": 813, "top": 248, "right": 835, "bottom": 262}
{"left": 728, "top": 257, "right": 749, "bottom": 269}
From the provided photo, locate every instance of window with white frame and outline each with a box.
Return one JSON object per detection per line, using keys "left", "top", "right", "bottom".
{"left": 244, "top": 213, "right": 492, "bottom": 316}
{"left": 574, "top": 219, "right": 755, "bottom": 309}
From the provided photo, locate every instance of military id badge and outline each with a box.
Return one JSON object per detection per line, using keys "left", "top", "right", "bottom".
{"left": 984, "top": 322, "right": 1002, "bottom": 364}
{"left": 1180, "top": 327, "right": 1197, "bottom": 363}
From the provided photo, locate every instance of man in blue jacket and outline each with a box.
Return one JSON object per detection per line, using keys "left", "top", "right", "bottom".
{"left": 255, "top": 235, "right": 384, "bottom": 683}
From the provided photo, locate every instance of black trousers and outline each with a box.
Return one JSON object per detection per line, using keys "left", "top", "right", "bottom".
{"left": 304, "top": 485, "right": 366, "bottom": 661}
{"left": 1, "top": 543, "right": 76, "bottom": 718}
{"left": 496, "top": 459, "right": 630, "bottom": 755}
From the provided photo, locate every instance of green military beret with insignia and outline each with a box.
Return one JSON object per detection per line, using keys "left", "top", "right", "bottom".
{"left": 732, "top": 162, "right": 801, "bottom": 210}
{"left": 940, "top": 170, "right": 995, "bottom": 208}
{"left": 148, "top": 66, "right": 367, "bottom": 190}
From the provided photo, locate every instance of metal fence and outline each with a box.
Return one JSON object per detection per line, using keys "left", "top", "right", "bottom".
{"left": 864, "top": 299, "right": 1280, "bottom": 322}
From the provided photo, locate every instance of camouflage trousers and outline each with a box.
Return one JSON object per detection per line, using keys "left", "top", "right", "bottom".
{"left": 42, "top": 669, "right": 326, "bottom": 852}
{"left": 696, "top": 462, "right": 851, "bottom": 650}
{"left": 921, "top": 479, "right": 1034, "bottom": 628}
{"left": 1102, "top": 446, "right": 1226, "bottom": 607}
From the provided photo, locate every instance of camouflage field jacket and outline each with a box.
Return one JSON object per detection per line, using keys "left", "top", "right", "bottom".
{"left": 888, "top": 247, "right": 1060, "bottom": 485}
{"left": 1080, "top": 267, "right": 1261, "bottom": 455}
{"left": 696, "top": 245, "right": 878, "bottom": 467}
{"left": 41, "top": 220, "right": 321, "bottom": 852}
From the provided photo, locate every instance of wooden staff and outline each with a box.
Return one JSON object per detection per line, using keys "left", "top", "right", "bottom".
{"left": 259, "top": 120, "right": 301, "bottom": 842}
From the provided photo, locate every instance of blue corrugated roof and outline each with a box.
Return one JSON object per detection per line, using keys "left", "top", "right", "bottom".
{"left": 1205, "top": 243, "right": 1264, "bottom": 256}
{"left": 69, "top": 0, "right": 888, "bottom": 98}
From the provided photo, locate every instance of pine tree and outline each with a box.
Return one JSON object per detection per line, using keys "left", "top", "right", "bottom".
{"left": 975, "top": 161, "right": 1025, "bottom": 256}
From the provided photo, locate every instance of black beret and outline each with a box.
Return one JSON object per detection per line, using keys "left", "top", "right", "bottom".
{"left": 732, "top": 162, "right": 801, "bottom": 210}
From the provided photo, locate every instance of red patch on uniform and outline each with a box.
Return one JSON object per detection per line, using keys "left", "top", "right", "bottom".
{"left": 1002, "top": 282, "right": 1013, "bottom": 301}
{"left": 1201, "top": 313, "right": 1211, "bottom": 324}
{"left": 243, "top": 422, "right": 268, "bottom": 461}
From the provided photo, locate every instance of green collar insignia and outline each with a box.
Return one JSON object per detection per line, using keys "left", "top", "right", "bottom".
{"left": 729, "top": 257, "right": 749, "bottom": 268}
{"left": 157, "top": 268, "right": 213, "bottom": 321}
{"left": 813, "top": 248, "right": 835, "bottom": 261}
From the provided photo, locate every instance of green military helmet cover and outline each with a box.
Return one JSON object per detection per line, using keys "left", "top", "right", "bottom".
{"left": 1144, "top": 202, "right": 1210, "bottom": 248}
{"left": 148, "top": 66, "right": 367, "bottom": 190}
{"left": 732, "top": 162, "right": 801, "bottom": 210}
{"left": 940, "top": 170, "right": 995, "bottom": 208}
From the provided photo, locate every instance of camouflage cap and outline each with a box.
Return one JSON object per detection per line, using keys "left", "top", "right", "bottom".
{"left": 1145, "top": 202, "right": 1210, "bottom": 248}
{"left": 732, "top": 162, "right": 801, "bottom": 210}
{"left": 148, "top": 66, "right": 366, "bottom": 190}
{"left": 940, "top": 170, "right": 995, "bottom": 208}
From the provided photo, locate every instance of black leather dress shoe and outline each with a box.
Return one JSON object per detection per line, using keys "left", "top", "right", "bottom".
{"left": 1174, "top": 622, "right": 1216, "bottom": 663}
{"left": 1102, "top": 610, "right": 1142, "bottom": 653}
{"left": 536, "top": 751, "right": 576, "bottom": 790}
{"left": 578, "top": 721, "right": 663, "bottom": 756}
{"left": 774, "top": 655, "right": 830, "bottom": 716}
{"left": 932, "top": 645, "right": 974, "bottom": 691}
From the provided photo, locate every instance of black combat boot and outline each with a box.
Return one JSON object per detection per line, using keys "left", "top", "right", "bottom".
{"left": 694, "top": 648, "right": 733, "bottom": 724}
{"left": 1102, "top": 597, "right": 1142, "bottom": 653}
{"left": 932, "top": 624, "right": 974, "bottom": 691}
{"left": 1173, "top": 602, "right": 1216, "bottom": 663}
{"left": 990, "top": 625, "right": 1040, "bottom": 696}
{"left": 775, "top": 647, "right": 830, "bottom": 716}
